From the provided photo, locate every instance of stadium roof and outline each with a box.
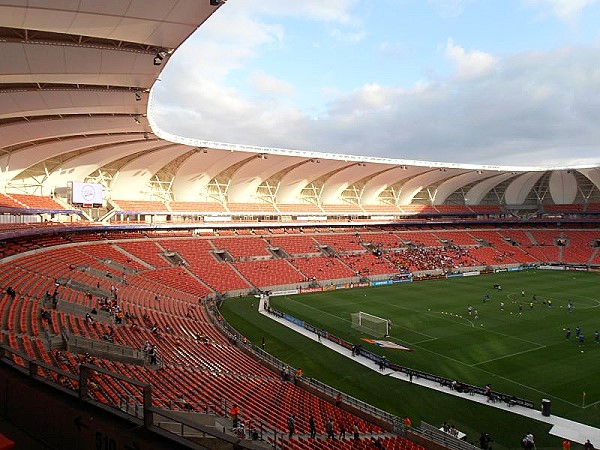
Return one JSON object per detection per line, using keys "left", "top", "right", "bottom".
{"left": 0, "top": 0, "right": 599, "bottom": 207}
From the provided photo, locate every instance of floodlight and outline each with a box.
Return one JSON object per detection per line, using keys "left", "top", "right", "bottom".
{"left": 153, "top": 51, "right": 167, "bottom": 66}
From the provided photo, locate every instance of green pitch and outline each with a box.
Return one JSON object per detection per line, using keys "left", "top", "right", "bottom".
{"left": 220, "top": 270, "right": 600, "bottom": 450}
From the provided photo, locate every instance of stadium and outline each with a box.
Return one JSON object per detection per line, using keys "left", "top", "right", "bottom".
{"left": 0, "top": 1, "right": 599, "bottom": 450}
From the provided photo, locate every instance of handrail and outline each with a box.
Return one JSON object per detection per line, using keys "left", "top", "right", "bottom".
{"left": 0, "top": 345, "right": 269, "bottom": 450}
{"left": 418, "top": 422, "right": 481, "bottom": 450}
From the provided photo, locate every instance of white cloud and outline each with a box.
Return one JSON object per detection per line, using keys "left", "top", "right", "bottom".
{"left": 444, "top": 38, "right": 498, "bottom": 79}
{"left": 248, "top": 71, "right": 295, "bottom": 96}
{"left": 524, "top": 0, "right": 599, "bottom": 23}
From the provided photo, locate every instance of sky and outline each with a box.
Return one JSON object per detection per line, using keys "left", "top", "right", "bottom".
{"left": 151, "top": 0, "right": 600, "bottom": 167}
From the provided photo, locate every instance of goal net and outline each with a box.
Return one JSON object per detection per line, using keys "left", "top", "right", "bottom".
{"left": 351, "top": 311, "right": 389, "bottom": 337}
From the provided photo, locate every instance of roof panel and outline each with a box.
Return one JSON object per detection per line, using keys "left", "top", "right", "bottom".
{"left": 77, "top": 0, "right": 130, "bottom": 17}
{"left": 124, "top": 0, "right": 177, "bottom": 22}
{"left": 0, "top": 5, "right": 27, "bottom": 28}
{"left": 67, "top": 13, "right": 121, "bottom": 39}
{"left": 22, "top": 7, "right": 76, "bottom": 31}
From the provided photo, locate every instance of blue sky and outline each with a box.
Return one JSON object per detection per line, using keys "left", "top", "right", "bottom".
{"left": 152, "top": 0, "right": 600, "bottom": 166}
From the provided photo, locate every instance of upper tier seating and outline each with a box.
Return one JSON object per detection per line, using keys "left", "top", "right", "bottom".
{"left": 0, "top": 193, "right": 25, "bottom": 208}
{"left": 321, "top": 203, "right": 363, "bottom": 213}
{"left": 544, "top": 203, "right": 585, "bottom": 213}
{"left": 468, "top": 204, "right": 503, "bottom": 214}
{"left": 112, "top": 200, "right": 169, "bottom": 213}
{"left": 277, "top": 204, "right": 323, "bottom": 214}
{"left": 398, "top": 205, "right": 437, "bottom": 215}
{"left": 7, "top": 194, "right": 66, "bottom": 210}
{"left": 227, "top": 202, "right": 278, "bottom": 214}
{"left": 168, "top": 201, "right": 227, "bottom": 213}
{"left": 361, "top": 204, "right": 401, "bottom": 214}
{"left": 434, "top": 205, "right": 472, "bottom": 214}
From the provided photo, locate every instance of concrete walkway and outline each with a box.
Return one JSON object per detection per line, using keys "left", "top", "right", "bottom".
{"left": 259, "top": 304, "right": 600, "bottom": 446}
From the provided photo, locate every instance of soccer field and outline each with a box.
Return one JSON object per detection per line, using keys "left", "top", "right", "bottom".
{"left": 220, "top": 270, "right": 600, "bottom": 450}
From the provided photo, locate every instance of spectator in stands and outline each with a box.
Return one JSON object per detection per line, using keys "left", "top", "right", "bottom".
{"left": 403, "top": 416, "right": 412, "bottom": 428}
{"left": 41, "top": 308, "right": 52, "bottom": 326}
{"left": 371, "top": 437, "right": 384, "bottom": 450}
{"left": 326, "top": 418, "right": 335, "bottom": 439}
{"left": 287, "top": 414, "right": 295, "bottom": 438}
{"left": 335, "top": 392, "right": 342, "bottom": 407}
{"left": 54, "top": 350, "right": 67, "bottom": 364}
{"left": 353, "top": 423, "right": 360, "bottom": 440}
{"left": 148, "top": 345, "right": 157, "bottom": 365}
{"left": 338, "top": 422, "right": 346, "bottom": 440}
{"left": 309, "top": 415, "right": 316, "bottom": 439}
{"left": 179, "top": 394, "right": 192, "bottom": 411}
{"left": 5, "top": 286, "right": 16, "bottom": 300}
{"left": 229, "top": 404, "right": 240, "bottom": 428}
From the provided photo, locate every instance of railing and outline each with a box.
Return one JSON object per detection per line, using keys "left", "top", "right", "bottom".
{"left": 64, "top": 332, "right": 146, "bottom": 364}
{"left": 0, "top": 344, "right": 271, "bottom": 450}
{"left": 418, "top": 422, "right": 481, "bottom": 450}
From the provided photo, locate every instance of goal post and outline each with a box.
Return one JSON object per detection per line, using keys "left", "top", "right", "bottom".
{"left": 351, "top": 311, "right": 389, "bottom": 337}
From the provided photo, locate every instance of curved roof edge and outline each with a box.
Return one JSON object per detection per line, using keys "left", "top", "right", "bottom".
{"left": 148, "top": 90, "right": 600, "bottom": 173}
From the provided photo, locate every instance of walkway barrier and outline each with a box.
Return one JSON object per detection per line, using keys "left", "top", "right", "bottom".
{"left": 418, "top": 422, "right": 481, "bottom": 450}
